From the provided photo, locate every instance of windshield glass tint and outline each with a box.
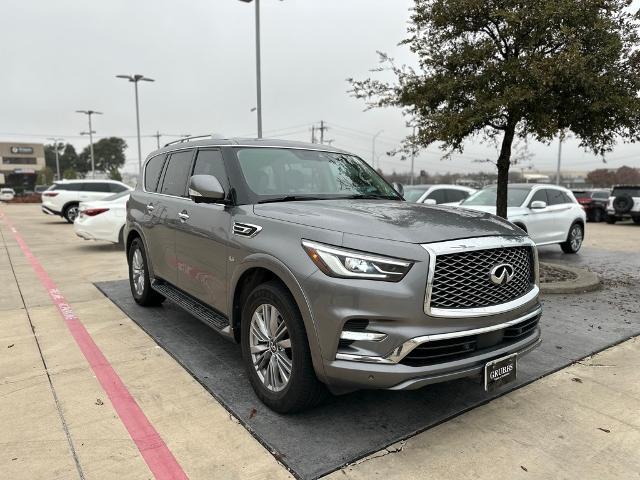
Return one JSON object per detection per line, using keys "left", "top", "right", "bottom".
{"left": 235, "top": 148, "right": 398, "bottom": 199}
{"left": 403, "top": 188, "right": 428, "bottom": 202}
{"left": 462, "top": 187, "right": 531, "bottom": 207}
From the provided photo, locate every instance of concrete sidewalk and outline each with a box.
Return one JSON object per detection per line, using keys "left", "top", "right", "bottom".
{"left": 1, "top": 204, "right": 638, "bottom": 479}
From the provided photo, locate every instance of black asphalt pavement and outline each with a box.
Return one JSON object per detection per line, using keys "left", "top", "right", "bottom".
{"left": 96, "top": 245, "right": 640, "bottom": 480}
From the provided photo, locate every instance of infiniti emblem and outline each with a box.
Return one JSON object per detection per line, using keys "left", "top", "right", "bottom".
{"left": 490, "top": 264, "right": 515, "bottom": 286}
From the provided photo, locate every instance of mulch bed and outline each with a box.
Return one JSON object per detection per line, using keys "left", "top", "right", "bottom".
{"left": 540, "top": 263, "right": 578, "bottom": 283}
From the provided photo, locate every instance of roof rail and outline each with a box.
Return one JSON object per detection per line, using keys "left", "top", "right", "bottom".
{"left": 163, "top": 134, "right": 227, "bottom": 148}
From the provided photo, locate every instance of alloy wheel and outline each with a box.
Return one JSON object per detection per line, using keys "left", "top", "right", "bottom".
{"left": 570, "top": 225, "right": 583, "bottom": 251}
{"left": 249, "top": 303, "right": 293, "bottom": 392}
{"left": 67, "top": 206, "right": 79, "bottom": 222}
{"left": 131, "top": 248, "right": 145, "bottom": 296}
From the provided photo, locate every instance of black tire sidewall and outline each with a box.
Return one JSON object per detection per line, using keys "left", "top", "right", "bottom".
{"left": 562, "top": 222, "right": 583, "bottom": 253}
{"left": 241, "top": 282, "right": 314, "bottom": 412}
{"left": 128, "top": 238, "right": 151, "bottom": 303}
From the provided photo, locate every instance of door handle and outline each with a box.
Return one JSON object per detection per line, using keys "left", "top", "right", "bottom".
{"left": 146, "top": 203, "right": 155, "bottom": 212}
{"left": 178, "top": 211, "right": 190, "bottom": 221}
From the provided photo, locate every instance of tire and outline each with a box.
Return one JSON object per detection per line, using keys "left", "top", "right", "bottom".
{"left": 63, "top": 203, "right": 79, "bottom": 223}
{"left": 606, "top": 215, "right": 617, "bottom": 224}
{"left": 560, "top": 222, "right": 584, "bottom": 254}
{"left": 633, "top": 217, "right": 640, "bottom": 225}
{"left": 241, "top": 280, "right": 327, "bottom": 413}
{"left": 128, "top": 238, "right": 165, "bottom": 306}
{"left": 591, "top": 208, "right": 603, "bottom": 223}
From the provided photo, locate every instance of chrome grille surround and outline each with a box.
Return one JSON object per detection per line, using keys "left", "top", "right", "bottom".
{"left": 422, "top": 236, "right": 539, "bottom": 318}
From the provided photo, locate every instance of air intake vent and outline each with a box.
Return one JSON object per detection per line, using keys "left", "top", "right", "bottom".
{"left": 233, "top": 222, "right": 262, "bottom": 238}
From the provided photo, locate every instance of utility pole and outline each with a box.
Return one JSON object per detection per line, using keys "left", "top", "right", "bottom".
{"left": 76, "top": 110, "right": 102, "bottom": 179}
{"left": 317, "top": 120, "right": 328, "bottom": 144}
{"left": 311, "top": 125, "right": 316, "bottom": 143}
{"left": 556, "top": 131, "right": 564, "bottom": 185}
{"left": 410, "top": 126, "right": 416, "bottom": 185}
{"left": 372, "top": 130, "right": 384, "bottom": 168}
{"left": 47, "top": 137, "right": 64, "bottom": 180}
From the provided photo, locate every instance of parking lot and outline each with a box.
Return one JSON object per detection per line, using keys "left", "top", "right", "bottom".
{"left": 2, "top": 203, "right": 639, "bottom": 479}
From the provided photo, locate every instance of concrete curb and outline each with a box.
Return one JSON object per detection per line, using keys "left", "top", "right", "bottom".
{"left": 539, "top": 261, "right": 601, "bottom": 294}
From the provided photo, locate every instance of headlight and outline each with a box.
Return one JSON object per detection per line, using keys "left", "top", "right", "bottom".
{"left": 302, "top": 240, "right": 413, "bottom": 282}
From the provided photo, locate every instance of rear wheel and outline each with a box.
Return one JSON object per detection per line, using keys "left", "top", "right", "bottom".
{"left": 560, "top": 222, "right": 584, "bottom": 254}
{"left": 241, "top": 281, "right": 326, "bottom": 413}
{"left": 606, "top": 215, "right": 617, "bottom": 224}
{"left": 128, "top": 238, "right": 165, "bottom": 306}
{"left": 633, "top": 217, "right": 640, "bottom": 225}
{"left": 63, "top": 203, "right": 79, "bottom": 223}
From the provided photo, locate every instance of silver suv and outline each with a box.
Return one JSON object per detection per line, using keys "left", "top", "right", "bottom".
{"left": 125, "top": 137, "right": 541, "bottom": 413}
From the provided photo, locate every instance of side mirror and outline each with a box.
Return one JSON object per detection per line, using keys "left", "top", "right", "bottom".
{"left": 188, "top": 175, "right": 225, "bottom": 203}
{"left": 392, "top": 182, "right": 404, "bottom": 196}
{"left": 423, "top": 198, "right": 437, "bottom": 206}
{"left": 530, "top": 200, "right": 547, "bottom": 210}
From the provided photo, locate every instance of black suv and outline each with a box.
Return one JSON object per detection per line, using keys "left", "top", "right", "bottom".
{"left": 572, "top": 189, "right": 610, "bottom": 222}
{"left": 606, "top": 185, "right": 640, "bottom": 224}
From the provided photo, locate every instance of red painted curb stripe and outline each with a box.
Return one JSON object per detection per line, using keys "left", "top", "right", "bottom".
{"left": 0, "top": 212, "right": 188, "bottom": 480}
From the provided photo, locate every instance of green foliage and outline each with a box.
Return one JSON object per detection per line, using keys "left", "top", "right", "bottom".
{"left": 44, "top": 143, "right": 80, "bottom": 179}
{"left": 350, "top": 0, "right": 640, "bottom": 217}
{"left": 108, "top": 168, "right": 123, "bottom": 181}
{"left": 78, "top": 137, "right": 127, "bottom": 175}
{"left": 36, "top": 166, "right": 54, "bottom": 185}
{"left": 63, "top": 168, "right": 78, "bottom": 180}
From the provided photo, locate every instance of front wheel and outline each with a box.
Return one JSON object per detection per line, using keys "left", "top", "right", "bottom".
{"left": 128, "top": 238, "right": 165, "bottom": 306}
{"left": 241, "top": 281, "right": 327, "bottom": 413}
{"left": 560, "top": 222, "right": 584, "bottom": 254}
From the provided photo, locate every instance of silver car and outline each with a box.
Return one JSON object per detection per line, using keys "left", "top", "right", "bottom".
{"left": 125, "top": 137, "right": 541, "bottom": 413}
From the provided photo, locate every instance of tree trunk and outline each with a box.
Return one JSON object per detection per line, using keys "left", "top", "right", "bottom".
{"left": 496, "top": 124, "right": 516, "bottom": 219}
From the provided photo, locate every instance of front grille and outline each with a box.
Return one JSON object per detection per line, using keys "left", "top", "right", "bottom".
{"left": 400, "top": 315, "right": 540, "bottom": 367}
{"left": 429, "top": 246, "right": 533, "bottom": 310}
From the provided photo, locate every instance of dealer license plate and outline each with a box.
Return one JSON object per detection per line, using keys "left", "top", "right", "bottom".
{"left": 484, "top": 353, "right": 517, "bottom": 392}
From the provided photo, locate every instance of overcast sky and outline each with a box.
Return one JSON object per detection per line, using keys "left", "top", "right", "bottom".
{"left": 1, "top": 0, "right": 639, "bottom": 175}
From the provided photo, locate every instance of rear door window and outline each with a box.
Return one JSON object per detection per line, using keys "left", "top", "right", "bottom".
{"left": 145, "top": 154, "right": 167, "bottom": 192}
{"left": 159, "top": 150, "right": 194, "bottom": 197}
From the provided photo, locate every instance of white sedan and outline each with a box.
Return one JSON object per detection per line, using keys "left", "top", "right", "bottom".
{"left": 403, "top": 184, "right": 476, "bottom": 205}
{"left": 1, "top": 188, "right": 16, "bottom": 201}
{"left": 460, "top": 184, "right": 587, "bottom": 253}
{"left": 73, "top": 190, "right": 129, "bottom": 244}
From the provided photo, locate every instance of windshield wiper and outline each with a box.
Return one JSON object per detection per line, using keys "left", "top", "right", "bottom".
{"left": 344, "top": 193, "right": 401, "bottom": 200}
{"left": 257, "top": 195, "right": 325, "bottom": 204}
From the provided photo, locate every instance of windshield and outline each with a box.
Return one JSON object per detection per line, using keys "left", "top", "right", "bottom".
{"left": 403, "top": 188, "right": 429, "bottom": 202}
{"left": 462, "top": 186, "right": 531, "bottom": 207}
{"left": 235, "top": 148, "right": 400, "bottom": 202}
{"left": 103, "top": 190, "right": 130, "bottom": 202}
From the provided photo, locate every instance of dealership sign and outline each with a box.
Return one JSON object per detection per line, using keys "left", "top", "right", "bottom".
{"left": 11, "top": 146, "right": 34, "bottom": 154}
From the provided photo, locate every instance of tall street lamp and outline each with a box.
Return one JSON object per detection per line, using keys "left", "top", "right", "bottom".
{"left": 116, "top": 74, "right": 155, "bottom": 173}
{"left": 239, "top": 0, "right": 270, "bottom": 138}
{"left": 46, "top": 137, "right": 64, "bottom": 180}
{"left": 76, "top": 110, "right": 102, "bottom": 179}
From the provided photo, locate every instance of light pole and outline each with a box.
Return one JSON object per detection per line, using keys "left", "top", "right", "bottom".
{"left": 372, "top": 130, "right": 384, "bottom": 168}
{"left": 76, "top": 110, "right": 102, "bottom": 179}
{"left": 555, "top": 131, "right": 565, "bottom": 186}
{"left": 47, "top": 137, "right": 64, "bottom": 180}
{"left": 116, "top": 74, "right": 155, "bottom": 173}
{"left": 410, "top": 126, "right": 417, "bottom": 185}
{"left": 239, "top": 0, "right": 266, "bottom": 138}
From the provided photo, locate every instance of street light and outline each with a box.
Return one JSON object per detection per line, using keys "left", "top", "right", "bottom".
{"left": 372, "top": 130, "right": 384, "bottom": 168}
{"left": 239, "top": 0, "right": 277, "bottom": 139}
{"left": 46, "top": 137, "right": 64, "bottom": 180}
{"left": 76, "top": 110, "right": 102, "bottom": 179}
{"left": 116, "top": 74, "right": 155, "bottom": 173}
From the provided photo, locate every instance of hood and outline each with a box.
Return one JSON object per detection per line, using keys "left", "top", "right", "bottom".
{"left": 459, "top": 204, "right": 528, "bottom": 218}
{"left": 254, "top": 200, "right": 522, "bottom": 243}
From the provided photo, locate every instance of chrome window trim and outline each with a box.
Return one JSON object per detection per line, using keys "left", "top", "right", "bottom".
{"left": 335, "top": 307, "right": 542, "bottom": 365}
{"left": 422, "top": 235, "right": 539, "bottom": 318}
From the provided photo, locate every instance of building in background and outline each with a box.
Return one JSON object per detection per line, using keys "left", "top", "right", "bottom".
{"left": 0, "top": 142, "right": 45, "bottom": 191}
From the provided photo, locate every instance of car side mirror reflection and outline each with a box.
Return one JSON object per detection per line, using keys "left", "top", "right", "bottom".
{"left": 188, "top": 175, "right": 225, "bottom": 203}
{"left": 423, "top": 198, "right": 437, "bottom": 206}
{"left": 530, "top": 200, "right": 547, "bottom": 209}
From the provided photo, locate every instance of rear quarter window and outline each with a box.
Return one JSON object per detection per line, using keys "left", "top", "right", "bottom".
{"left": 145, "top": 154, "right": 167, "bottom": 192}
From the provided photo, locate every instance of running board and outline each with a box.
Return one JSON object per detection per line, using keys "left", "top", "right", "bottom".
{"left": 151, "top": 280, "right": 230, "bottom": 331}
